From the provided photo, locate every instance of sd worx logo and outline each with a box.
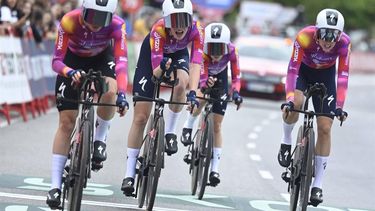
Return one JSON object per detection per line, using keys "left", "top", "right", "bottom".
{"left": 57, "top": 27, "right": 65, "bottom": 50}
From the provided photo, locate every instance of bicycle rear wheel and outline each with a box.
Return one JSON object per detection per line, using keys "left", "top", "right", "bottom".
{"left": 290, "top": 126, "right": 303, "bottom": 211}
{"left": 145, "top": 117, "right": 165, "bottom": 211}
{"left": 67, "top": 113, "right": 93, "bottom": 211}
{"left": 197, "top": 114, "right": 214, "bottom": 200}
{"left": 137, "top": 114, "right": 154, "bottom": 208}
{"left": 298, "top": 129, "right": 315, "bottom": 211}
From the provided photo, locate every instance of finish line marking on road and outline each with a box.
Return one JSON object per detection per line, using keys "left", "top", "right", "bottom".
{"left": 0, "top": 191, "right": 188, "bottom": 211}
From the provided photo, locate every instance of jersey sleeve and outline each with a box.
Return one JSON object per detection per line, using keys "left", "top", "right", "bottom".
{"left": 336, "top": 40, "right": 351, "bottom": 109}
{"left": 285, "top": 39, "right": 304, "bottom": 102}
{"left": 150, "top": 20, "right": 166, "bottom": 71}
{"left": 229, "top": 45, "right": 241, "bottom": 92}
{"left": 190, "top": 21, "right": 204, "bottom": 65}
{"left": 199, "top": 55, "right": 209, "bottom": 88}
{"left": 111, "top": 21, "right": 128, "bottom": 93}
{"left": 52, "top": 16, "right": 73, "bottom": 77}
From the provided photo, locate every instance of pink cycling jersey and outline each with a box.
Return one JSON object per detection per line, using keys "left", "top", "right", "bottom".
{"left": 286, "top": 25, "right": 351, "bottom": 109}
{"left": 200, "top": 43, "right": 241, "bottom": 92}
{"left": 149, "top": 18, "right": 204, "bottom": 71}
{"left": 52, "top": 9, "right": 128, "bottom": 93}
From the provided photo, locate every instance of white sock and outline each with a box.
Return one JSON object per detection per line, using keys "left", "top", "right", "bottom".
{"left": 183, "top": 114, "right": 198, "bottom": 129}
{"left": 164, "top": 107, "right": 180, "bottom": 135}
{"left": 313, "top": 155, "right": 328, "bottom": 189}
{"left": 281, "top": 121, "right": 295, "bottom": 145}
{"left": 211, "top": 148, "right": 222, "bottom": 173}
{"left": 95, "top": 116, "right": 112, "bottom": 143}
{"left": 51, "top": 154, "right": 68, "bottom": 189}
{"left": 125, "top": 148, "right": 140, "bottom": 178}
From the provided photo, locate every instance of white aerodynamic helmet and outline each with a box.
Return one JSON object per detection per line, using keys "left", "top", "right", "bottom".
{"left": 82, "top": 0, "right": 118, "bottom": 27}
{"left": 316, "top": 8, "right": 345, "bottom": 42}
{"left": 162, "top": 0, "right": 193, "bottom": 28}
{"left": 203, "top": 23, "right": 231, "bottom": 56}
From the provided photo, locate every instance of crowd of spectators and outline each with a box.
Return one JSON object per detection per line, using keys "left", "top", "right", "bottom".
{"left": 0, "top": 0, "right": 78, "bottom": 43}
{"left": 0, "top": 0, "right": 165, "bottom": 43}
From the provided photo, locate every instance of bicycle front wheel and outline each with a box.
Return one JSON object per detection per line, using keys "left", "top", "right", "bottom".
{"left": 145, "top": 117, "right": 165, "bottom": 211}
{"left": 298, "top": 129, "right": 315, "bottom": 211}
{"left": 197, "top": 114, "right": 214, "bottom": 200}
{"left": 290, "top": 126, "right": 303, "bottom": 211}
{"left": 137, "top": 114, "right": 154, "bottom": 208}
{"left": 190, "top": 140, "right": 199, "bottom": 195}
{"left": 67, "top": 118, "right": 92, "bottom": 211}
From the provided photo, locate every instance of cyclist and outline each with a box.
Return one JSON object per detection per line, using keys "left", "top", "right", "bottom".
{"left": 181, "top": 23, "right": 243, "bottom": 186}
{"left": 277, "top": 8, "right": 349, "bottom": 206}
{"left": 46, "top": 0, "right": 129, "bottom": 209}
{"left": 121, "top": 0, "right": 202, "bottom": 195}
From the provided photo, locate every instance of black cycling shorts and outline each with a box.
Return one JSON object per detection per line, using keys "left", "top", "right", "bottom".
{"left": 132, "top": 33, "right": 190, "bottom": 100}
{"left": 55, "top": 47, "right": 116, "bottom": 111}
{"left": 296, "top": 63, "right": 336, "bottom": 119}
{"left": 207, "top": 67, "right": 229, "bottom": 116}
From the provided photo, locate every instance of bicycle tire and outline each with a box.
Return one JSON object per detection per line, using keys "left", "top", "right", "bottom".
{"left": 191, "top": 115, "right": 204, "bottom": 196}
{"left": 298, "top": 129, "right": 315, "bottom": 211}
{"left": 137, "top": 114, "right": 154, "bottom": 208}
{"left": 290, "top": 126, "right": 303, "bottom": 211}
{"left": 145, "top": 117, "right": 165, "bottom": 211}
{"left": 197, "top": 114, "right": 214, "bottom": 200}
{"left": 190, "top": 140, "right": 199, "bottom": 195}
{"left": 67, "top": 116, "right": 93, "bottom": 211}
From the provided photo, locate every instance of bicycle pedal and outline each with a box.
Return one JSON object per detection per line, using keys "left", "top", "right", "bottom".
{"left": 91, "top": 162, "right": 103, "bottom": 171}
{"left": 123, "top": 192, "right": 136, "bottom": 198}
{"left": 207, "top": 182, "right": 218, "bottom": 187}
{"left": 309, "top": 201, "right": 320, "bottom": 207}
{"left": 183, "top": 154, "right": 191, "bottom": 164}
{"left": 281, "top": 172, "right": 290, "bottom": 183}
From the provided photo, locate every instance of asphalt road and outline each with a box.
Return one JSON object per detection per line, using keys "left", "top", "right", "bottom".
{"left": 1, "top": 74, "right": 374, "bottom": 211}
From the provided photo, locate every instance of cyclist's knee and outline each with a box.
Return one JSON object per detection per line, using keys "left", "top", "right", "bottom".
{"left": 213, "top": 122, "right": 222, "bottom": 133}
{"left": 133, "top": 113, "right": 149, "bottom": 126}
{"left": 317, "top": 123, "right": 331, "bottom": 137}
{"left": 283, "top": 112, "right": 299, "bottom": 124}
{"left": 174, "top": 81, "right": 187, "bottom": 96}
{"left": 59, "top": 116, "right": 76, "bottom": 134}
{"left": 103, "top": 89, "right": 117, "bottom": 98}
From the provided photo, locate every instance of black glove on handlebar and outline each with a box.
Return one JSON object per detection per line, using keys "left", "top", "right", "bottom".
{"left": 334, "top": 108, "right": 348, "bottom": 118}
{"left": 160, "top": 57, "right": 172, "bottom": 77}
{"left": 232, "top": 91, "right": 243, "bottom": 105}
{"left": 281, "top": 101, "right": 294, "bottom": 111}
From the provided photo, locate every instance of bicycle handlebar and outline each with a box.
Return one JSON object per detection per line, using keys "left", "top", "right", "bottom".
{"left": 287, "top": 107, "right": 345, "bottom": 126}
{"left": 56, "top": 94, "right": 118, "bottom": 107}
{"left": 152, "top": 65, "right": 179, "bottom": 88}
{"left": 133, "top": 95, "right": 188, "bottom": 105}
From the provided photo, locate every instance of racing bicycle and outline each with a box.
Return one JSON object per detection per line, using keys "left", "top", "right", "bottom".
{"left": 281, "top": 83, "right": 346, "bottom": 211}
{"left": 126, "top": 68, "right": 186, "bottom": 211}
{"left": 184, "top": 85, "right": 237, "bottom": 200}
{"left": 57, "top": 70, "right": 118, "bottom": 211}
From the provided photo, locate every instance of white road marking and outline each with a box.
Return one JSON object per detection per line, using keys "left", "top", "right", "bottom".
{"left": 246, "top": 142, "right": 256, "bottom": 149}
{"left": 280, "top": 193, "right": 290, "bottom": 202}
{"left": 259, "top": 170, "right": 273, "bottom": 180}
{"left": 254, "top": 126, "right": 262, "bottom": 132}
{"left": 248, "top": 133, "right": 258, "bottom": 140}
{"left": 261, "top": 119, "right": 270, "bottom": 125}
{"left": 0, "top": 191, "right": 187, "bottom": 211}
{"left": 157, "top": 193, "right": 235, "bottom": 209}
{"left": 249, "top": 154, "right": 262, "bottom": 161}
